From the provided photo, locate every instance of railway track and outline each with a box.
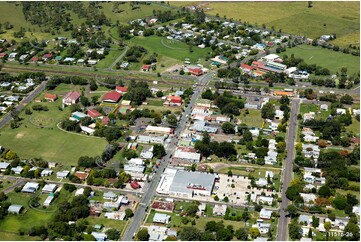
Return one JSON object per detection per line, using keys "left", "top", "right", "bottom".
{"left": 2, "top": 65, "right": 193, "bottom": 87}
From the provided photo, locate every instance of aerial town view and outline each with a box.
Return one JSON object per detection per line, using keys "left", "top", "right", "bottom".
{"left": 0, "top": 0, "right": 359, "bottom": 241}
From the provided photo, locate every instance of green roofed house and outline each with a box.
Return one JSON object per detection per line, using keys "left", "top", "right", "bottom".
{"left": 118, "top": 107, "right": 130, "bottom": 115}
{"left": 55, "top": 56, "right": 62, "bottom": 61}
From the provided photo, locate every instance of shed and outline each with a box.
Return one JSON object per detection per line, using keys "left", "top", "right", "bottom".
{"left": 8, "top": 204, "right": 23, "bottom": 214}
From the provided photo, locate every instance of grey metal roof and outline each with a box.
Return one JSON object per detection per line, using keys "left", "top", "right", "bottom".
{"left": 168, "top": 170, "right": 215, "bottom": 194}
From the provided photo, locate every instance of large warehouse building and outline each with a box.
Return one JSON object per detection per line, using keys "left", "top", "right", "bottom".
{"left": 156, "top": 168, "right": 215, "bottom": 198}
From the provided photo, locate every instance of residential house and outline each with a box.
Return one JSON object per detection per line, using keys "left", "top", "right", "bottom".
{"left": 153, "top": 213, "right": 171, "bottom": 224}
{"left": 87, "top": 109, "right": 103, "bottom": 119}
{"left": 104, "top": 211, "right": 126, "bottom": 220}
{"left": 103, "top": 91, "right": 122, "bottom": 103}
{"left": 41, "top": 169, "right": 53, "bottom": 177}
{"left": 44, "top": 93, "right": 57, "bottom": 102}
{"left": 115, "top": 86, "right": 128, "bottom": 94}
{"left": 11, "top": 166, "right": 23, "bottom": 175}
{"left": 42, "top": 184, "right": 57, "bottom": 193}
{"left": 21, "top": 182, "right": 40, "bottom": 193}
{"left": 256, "top": 178, "right": 268, "bottom": 187}
{"left": 164, "top": 96, "right": 182, "bottom": 106}
{"left": 44, "top": 194, "right": 55, "bottom": 206}
{"left": 0, "top": 162, "right": 10, "bottom": 172}
{"left": 213, "top": 205, "right": 227, "bottom": 216}
{"left": 320, "top": 104, "right": 328, "bottom": 111}
{"left": 303, "top": 112, "right": 315, "bottom": 122}
{"left": 103, "top": 191, "right": 118, "bottom": 200}
{"left": 258, "top": 196, "right": 274, "bottom": 205}
{"left": 91, "top": 232, "right": 107, "bottom": 241}
{"left": 259, "top": 208, "right": 272, "bottom": 220}
{"left": 256, "top": 220, "right": 271, "bottom": 234}
{"left": 336, "top": 108, "right": 346, "bottom": 115}
{"left": 145, "top": 126, "right": 173, "bottom": 135}
{"left": 63, "top": 91, "right": 81, "bottom": 106}
{"left": 300, "top": 193, "right": 316, "bottom": 204}
{"left": 56, "top": 170, "right": 69, "bottom": 179}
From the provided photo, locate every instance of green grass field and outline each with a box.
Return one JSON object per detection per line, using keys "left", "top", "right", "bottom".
{"left": 283, "top": 45, "right": 360, "bottom": 75}
{"left": 126, "top": 36, "right": 211, "bottom": 68}
{"left": 172, "top": 1, "right": 360, "bottom": 47}
{"left": 0, "top": 89, "right": 107, "bottom": 165}
{"left": 237, "top": 109, "right": 264, "bottom": 128}
{"left": 345, "top": 118, "right": 360, "bottom": 137}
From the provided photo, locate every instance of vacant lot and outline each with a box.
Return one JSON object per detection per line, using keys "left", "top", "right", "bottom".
{"left": 173, "top": 1, "right": 360, "bottom": 46}
{"left": 0, "top": 90, "right": 107, "bottom": 165}
{"left": 237, "top": 109, "right": 264, "bottom": 128}
{"left": 283, "top": 45, "right": 360, "bottom": 75}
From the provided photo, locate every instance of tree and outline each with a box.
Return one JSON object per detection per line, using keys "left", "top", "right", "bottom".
{"left": 125, "top": 208, "right": 133, "bottom": 218}
{"left": 137, "top": 229, "right": 150, "bottom": 241}
{"left": 318, "top": 186, "right": 332, "bottom": 197}
{"left": 261, "top": 103, "right": 275, "bottom": 119}
{"left": 312, "top": 216, "right": 319, "bottom": 228}
{"left": 324, "top": 221, "right": 332, "bottom": 231}
{"left": 286, "top": 205, "right": 299, "bottom": 218}
{"left": 289, "top": 221, "right": 302, "bottom": 240}
{"left": 80, "top": 96, "right": 90, "bottom": 106}
{"left": 166, "top": 114, "right": 177, "bottom": 127}
{"left": 178, "top": 227, "right": 201, "bottom": 241}
{"left": 106, "top": 229, "right": 120, "bottom": 240}
{"left": 0, "top": 192, "right": 8, "bottom": 202}
{"left": 227, "top": 170, "right": 233, "bottom": 177}
{"left": 249, "top": 227, "right": 260, "bottom": 239}
{"left": 343, "top": 221, "right": 360, "bottom": 241}
{"left": 156, "top": 91, "right": 164, "bottom": 97}
{"left": 340, "top": 94, "right": 353, "bottom": 105}
{"left": 222, "top": 122, "right": 235, "bottom": 134}
{"left": 286, "top": 185, "right": 301, "bottom": 201}
{"left": 333, "top": 195, "right": 347, "bottom": 210}
{"left": 153, "top": 144, "right": 166, "bottom": 158}
{"left": 216, "top": 228, "right": 233, "bottom": 241}
{"left": 202, "top": 89, "right": 213, "bottom": 99}
{"left": 235, "top": 228, "right": 248, "bottom": 240}
{"left": 243, "top": 130, "right": 253, "bottom": 142}
{"left": 200, "top": 232, "right": 215, "bottom": 241}
{"left": 4, "top": 150, "right": 18, "bottom": 161}
{"left": 308, "top": 228, "right": 313, "bottom": 238}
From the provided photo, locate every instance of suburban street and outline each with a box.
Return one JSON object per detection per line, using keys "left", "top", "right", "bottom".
{"left": 0, "top": 80, "right": 47, "bottom": 129}
{"left": 276, "top": 98, "right": 300, "bottom": 241}
{"left": 122, "top": 72, "right": 214, "bottom": 241}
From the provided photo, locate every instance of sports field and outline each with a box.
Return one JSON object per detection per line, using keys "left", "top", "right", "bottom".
{"left": 171, "top": 1, "right": 360, "bottom": 47}
{"left": 126, "top": 36, "right": 211, "bottom": 69}
{"left": 0, "top": 89, "right": 107, "bottom": 165}
{"left": 283, "top": 45, "right": 360, "bottom": 75}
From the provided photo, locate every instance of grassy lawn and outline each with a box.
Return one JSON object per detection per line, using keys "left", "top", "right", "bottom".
{"left": 0, "top": 91, "right": 107, "bottom": 165}
{"left": 0, "top": 179, "right": 15, "bottom": 192}
{"left": 283, "top": 45, "right": 360, "bottom": 75}
{"left": 85, "top": 215, "right": 127, "bottom": 231}
{"left": 126, "top": 36, "right": 211, "bottom": 68}
{"left": 94, "top": 45, "right": 125, "bottom": 69}
{"left": 180, "top": 1, "right": 360, "bottom": 46}
{"left": 138, "top": 104, "right": 182, "bottom": 113}
{"left": 237, "top": 109, "right": 264, "bottom": 128}
{"left": 1, "top": 193, "right": 54, "bottom": 234}
{"left": 146, "top": 98, "right": 164, "bottom": 107}
{"left": 299, "top": 103, "right": 331, "bottom": 119}
{"left": 345, "top": 118, "right": 360, "bottom": 137}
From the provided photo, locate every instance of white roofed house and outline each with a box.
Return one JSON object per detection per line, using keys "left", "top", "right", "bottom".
{"left": 8, "top": 204, "right": 23, "bottom": 214}
{"left": 153, "top": 213, "right": 171, "bottom": 224}
{"left": 11, "top": 166, "right": 23, "bottom": 175}
{"left": 303, "top": 135, "right": 319, "bottom": 143}
{"left": 42, "top": 184, "right": 57, "bottom": 193}
{"left": 256, "top": 178, "right": 268, "bottom": 187}
{"left": 56, "top": 170, "right": 69, "bottom": 179}
{"left": 336, "top": 108, "right": 346, "bottom": 115}
{"left": 41, "top": 169, "right": 53, "bottom": 177}
{"left": 259, "top": 208, "right": 272, "bottom": 220}
{"left": 173, "top": 147, "right": 201, "bottom": 164}
{"left": 127, "top": 158, "right": 144, "bottom": 166}
{"left": 258, "top": 196, "right": 274, "bottom": 205}
{"left": 103, "top": 191, "right": 118, "bottom": 200}
{"left": 22, "top": 182, "right": 40, "bottom": 193}
{"left": 300, "top": 193, "right": 316, "bottom": 205}
{"left": 0, "top": 162, "right": 10, "bottom": 172}
{"left": 256, "top": 220, "right": 271, "bottom": 234}
{"left": 213, "top": 205, "right": 227, "bottom": 216}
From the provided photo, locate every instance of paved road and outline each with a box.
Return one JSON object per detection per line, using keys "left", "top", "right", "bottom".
{"left": 108, "top": 46, "right": 129, "bottom": 71}
{"left": 1, "top": 179, "right": 25, "bottom": 194}
{"left": 0, "top": 81, "right": 47, "bottom": 129}
{"left": 122, "top": 72, "right": 214, "bottom": 241}
{"left": 0, "top": 174, "right": 142, "bottom": 196}
{"left": 276, "top": 98, "right": 300, "bottom": 241}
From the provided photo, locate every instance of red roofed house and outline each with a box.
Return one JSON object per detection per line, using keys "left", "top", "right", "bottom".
{"left": 42, "top": 53, "right": 53, "bottom": 61}
{"left": 73, "top": 171, "right": 89, "bottom": 180}
{"left": 131, "top": 181, "right": 140, "bottom": 189}
{"left": 103, "top": 91, "right": 122, "bottom": 103}
{"left": 141, "top": 64, "right": 151, "bottom": 72}
{"left": 44, "top": 93, "right": 58, "bottom": 102}
{"left": 240, "top": 63, "right": 255, "bottom": 73}
{"left": 63, "top": 91, "right": 81, "bottom": 106}
{"left": 0, "top": 53, "right": 7, "bottom": 58}
{"left": 188, "top": 67, "right": 204, "bottom": 76}
{"left": 164, "top": 96, "right": 182, "bottom": 106}
{"left": 102, "top": 116, "right": 110, "bottom": 126}
{"left": 31, "top": 57, "right": 39, "bottom": 62}
{"left": 87, "top": 109, "right": 103, "bottom": 119}
{"left": 115, "top": 86, "right": 128, "bottom": 94}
